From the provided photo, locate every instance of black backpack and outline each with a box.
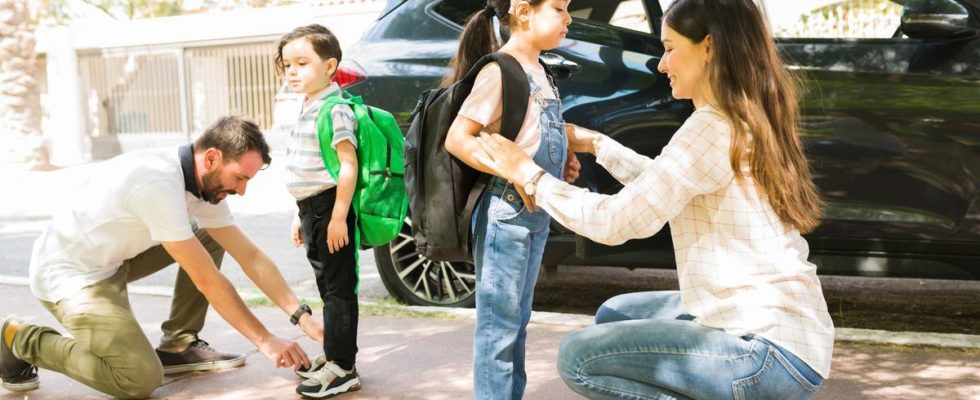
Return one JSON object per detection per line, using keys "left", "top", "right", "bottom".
{"left": 404, "top": 52, "right": 549, "bottom": 262}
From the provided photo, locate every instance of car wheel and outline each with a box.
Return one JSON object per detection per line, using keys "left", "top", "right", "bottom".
{"left": 373, "top": 217, "right": 477, "bottom": 308}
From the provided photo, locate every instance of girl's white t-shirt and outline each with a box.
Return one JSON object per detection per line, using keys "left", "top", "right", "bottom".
{"left": 457, "top": 61, "right": 558, "bottom": 156}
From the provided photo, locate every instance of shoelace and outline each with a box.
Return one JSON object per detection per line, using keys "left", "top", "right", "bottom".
{"left": 189, "top": 339, "right": 216, "bottom": 352}
{"left": 12, "top": 365, "right": 37, "bottom": 382}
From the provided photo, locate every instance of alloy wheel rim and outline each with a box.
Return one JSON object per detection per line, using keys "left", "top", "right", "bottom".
{"left": 387, "top": 218, "right": 476, "bottom": 305}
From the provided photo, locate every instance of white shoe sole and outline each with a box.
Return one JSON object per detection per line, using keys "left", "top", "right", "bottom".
{"left": 1, "top": 378, "right": 39, "bottom": 392}
{"left": 298, "top": 376, "right": 361, "bottom": 398}
{"left": 162, "top": 355, "right": 247, "bottom": 374}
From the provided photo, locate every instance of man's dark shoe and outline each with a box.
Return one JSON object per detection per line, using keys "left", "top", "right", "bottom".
{"left": 296, "top": 361, "right": 360, "bottom": 398}
{"left": 1, "top": 316, "right": 39, "bottom": 392}
{"left": 155, "top": 339, "right": 246, "bottom": 374}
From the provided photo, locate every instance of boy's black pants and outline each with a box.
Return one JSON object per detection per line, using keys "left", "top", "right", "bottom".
{"left": 297, "top": 188, "right": 358, "bottom": 371}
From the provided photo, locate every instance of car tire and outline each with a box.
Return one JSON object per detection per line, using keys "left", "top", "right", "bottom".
{"left": 373, "top": 217, "right": 477, "bottom": 308}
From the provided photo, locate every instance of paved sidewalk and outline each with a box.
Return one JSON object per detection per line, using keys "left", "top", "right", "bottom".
{"left": 2, "top": 284, "right": 979, "bottom": 399}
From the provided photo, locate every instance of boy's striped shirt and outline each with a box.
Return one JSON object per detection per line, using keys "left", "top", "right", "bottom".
{"left": 285, "top": 83, "right": 358, "bottom": 200}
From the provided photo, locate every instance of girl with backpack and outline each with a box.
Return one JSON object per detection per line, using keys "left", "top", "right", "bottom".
{"left": 472, "top": 0, "right": 834, "bottom": 398}
{"left": 443, "top": 1, "right": 576, "bottom": 398}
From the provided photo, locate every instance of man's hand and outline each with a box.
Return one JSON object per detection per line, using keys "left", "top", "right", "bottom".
{"left": 566, "top": 124, "right": 599, "bottom": 154}
{"left": 257, "top": 335, "right": 310, "bottom": 371}
{"left": 297, "top": 314, "right": 325, "bottom": 345}
{"left": 563, "top": 151, "right": 581, "bottom": 183}
{"left": 326, "top": 217, "right": 349, "bottom": 254}
{"left": 291, "top": 214, "right": 304, "bottom": 248}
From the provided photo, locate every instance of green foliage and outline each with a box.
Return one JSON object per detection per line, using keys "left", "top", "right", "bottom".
{"left": 776, "top": 0, "right": 904, "bottom": 39}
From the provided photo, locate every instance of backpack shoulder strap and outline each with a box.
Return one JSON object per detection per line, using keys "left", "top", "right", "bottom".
{"left": 320, "top": 92, "right": 358, "bottom": 118}
{"left": 316, "top": 93, "right": 357, "bottom": 181}
{"left": 458, "top": 52, "right": 530, "bottom": 142}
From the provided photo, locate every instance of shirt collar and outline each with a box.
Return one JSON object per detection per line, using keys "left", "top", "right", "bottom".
{"left": 179, "top": 144, "right": 201, "bottom": 199}
{"left": 303, "top": 83, "right": 342, "bottom": 110}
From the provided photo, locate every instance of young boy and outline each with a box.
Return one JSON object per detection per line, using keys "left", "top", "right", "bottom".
{"left": 276, "top": 24, "right": 361, "bottom": 398}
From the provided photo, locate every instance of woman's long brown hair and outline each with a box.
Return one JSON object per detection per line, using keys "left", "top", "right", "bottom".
{"left": 664, "top": 0, "right": 822, "bottom": 233}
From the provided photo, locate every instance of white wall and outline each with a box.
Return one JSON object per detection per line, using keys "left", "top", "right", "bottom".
{"left": 34, "top": 1, "right": 386, "bottom": 162}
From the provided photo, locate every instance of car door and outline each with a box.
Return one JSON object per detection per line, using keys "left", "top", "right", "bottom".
{"left": 768, "top": 0, "right": 980, "bottom": 271}
{"left": 554, "top": 0, "right": 694, "bottom": 265}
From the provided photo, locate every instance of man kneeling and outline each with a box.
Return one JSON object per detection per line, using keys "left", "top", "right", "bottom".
{"left": 0, "top": 116, "right": 322, "bottom": 398}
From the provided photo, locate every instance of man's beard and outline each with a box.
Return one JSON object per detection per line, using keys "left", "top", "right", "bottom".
{"left": 201, "top": 169, "right": 235, "bottom": 204}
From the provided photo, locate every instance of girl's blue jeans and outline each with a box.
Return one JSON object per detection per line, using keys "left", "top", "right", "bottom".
{"left": 471, "top": 178, "right": 552, "bottom": 400}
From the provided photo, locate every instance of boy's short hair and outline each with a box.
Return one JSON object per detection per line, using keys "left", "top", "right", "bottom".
{"left": 195, "top": 115, "right": 272, "bottom": 167}
{"left": 275, "top": 24, "right": 343, "bottom": 76}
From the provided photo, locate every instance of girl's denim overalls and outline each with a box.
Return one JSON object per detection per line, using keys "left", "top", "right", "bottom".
{"left": 470, "top": 72, "right": 567, "bottom": 400}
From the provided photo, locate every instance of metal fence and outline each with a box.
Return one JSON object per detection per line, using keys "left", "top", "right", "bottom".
{"left": 78, "top": 39, "right": 280, "bottom": 140}
{"left": 186, "top": 42, "right": 280, "bottom": 134}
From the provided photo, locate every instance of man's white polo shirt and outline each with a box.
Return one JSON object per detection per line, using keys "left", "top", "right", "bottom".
{"left": 29, "top": 146, "right": 234, "bottom": 303}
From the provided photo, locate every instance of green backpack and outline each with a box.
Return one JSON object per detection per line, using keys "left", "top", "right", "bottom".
{"left": 317, "top": 92, "right": 408, "bottom": 248}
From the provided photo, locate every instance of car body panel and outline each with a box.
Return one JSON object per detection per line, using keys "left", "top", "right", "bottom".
{"left": 349, "top": 0, "right": 980, "bottom": 279}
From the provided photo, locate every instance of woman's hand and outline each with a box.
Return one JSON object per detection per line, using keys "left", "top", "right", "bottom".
{"left": 472, "top": 132, "right": 543, "bottom": 187}
{"left": 514, "top": 184, "right": 537, "bottom": 213}
{"left": 566, "top": 124, "right": 599, "bottom": 154}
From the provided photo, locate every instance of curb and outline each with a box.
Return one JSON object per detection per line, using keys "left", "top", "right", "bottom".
{"left": 3, "top": 275, "right": 978, "bottom": 350}
{"left": 835, "top": 327, "right": 980, "bottom": 349}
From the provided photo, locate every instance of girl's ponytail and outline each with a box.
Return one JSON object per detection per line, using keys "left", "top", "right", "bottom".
{"left": 440, "top": 2, "right": 505, "bottom": 87}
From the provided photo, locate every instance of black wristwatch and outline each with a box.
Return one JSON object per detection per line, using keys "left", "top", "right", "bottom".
{"left": 290, "top": 304, "right": 312, "bottom": 325}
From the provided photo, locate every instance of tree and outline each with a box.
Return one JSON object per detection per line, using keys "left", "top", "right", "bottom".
{"left": 0, "top": 0, "right": 53, "bottom": 170}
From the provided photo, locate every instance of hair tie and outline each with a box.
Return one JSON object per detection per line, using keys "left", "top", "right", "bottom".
{"left": 484, "top": 4, "right": 496, "bottom": 16}
{"left": 491, "top": 15, "right": 504, "bottom": 47}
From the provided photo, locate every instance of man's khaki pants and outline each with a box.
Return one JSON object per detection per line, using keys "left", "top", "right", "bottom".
{"left": 13, "top": 227, "right": 224, "bottom": 399}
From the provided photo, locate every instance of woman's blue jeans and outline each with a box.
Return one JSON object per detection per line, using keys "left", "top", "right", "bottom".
{"left": 557, "top": 291, "right": 824, "bottom": 399}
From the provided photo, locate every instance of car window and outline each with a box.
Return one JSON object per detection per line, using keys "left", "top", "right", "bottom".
{"left": 431, "top": 0, "right": 481, "bottom": 26}
{"left": 571, "top": 0, "right": 652, "bottom": 34}
{"left": 766, "top": 0, "right": 904, "bottom": 39}
{"left": 379, "top": 0, "right": 410, "bottom": 20}
{"left": 657, "top": 0, "right": 906, "bottom": 39}
{"left": 432, "top": 0, "right": 653, "bottom": 34}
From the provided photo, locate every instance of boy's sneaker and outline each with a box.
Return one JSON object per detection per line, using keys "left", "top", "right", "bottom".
{"left": 296, "top": 361, "right": 360, "bottom": 398}
{"left": 156, "top": 339, "right": 246, "bottom": 374}
{"left": 295, "top": 354, "right": 327, "bottom": 380}
{"left": 1, "top": 316, "right": 39, "bottom": 392}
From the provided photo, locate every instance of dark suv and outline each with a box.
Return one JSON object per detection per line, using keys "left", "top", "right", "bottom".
{"left": 336, "top": 0, "right": 980, "bottom": 307}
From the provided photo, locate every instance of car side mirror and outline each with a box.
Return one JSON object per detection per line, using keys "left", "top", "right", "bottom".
{"left": 901, "top": 0, "right": 980, "bottom": 39}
